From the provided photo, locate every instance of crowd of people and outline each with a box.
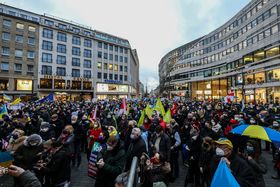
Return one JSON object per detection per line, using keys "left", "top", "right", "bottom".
{"left": 0, "top": 98, "right": 280, "bottom": 187}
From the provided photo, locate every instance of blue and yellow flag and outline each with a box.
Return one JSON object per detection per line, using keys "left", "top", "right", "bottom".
{"left": 10, "top": 97, "right": 21, "bottom": 106}
{"left": 0, "top": 104, "right": 8, "bottom": 119}
{"left": 3, "top": 94, "right": 12, "bottom": 102}
{"left": 0, "top": 152, "right": 14, "bottom": 167}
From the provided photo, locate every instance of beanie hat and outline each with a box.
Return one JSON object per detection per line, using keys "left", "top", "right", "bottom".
{"left": 24, "top": 134, "right": 42, "bottom": 147}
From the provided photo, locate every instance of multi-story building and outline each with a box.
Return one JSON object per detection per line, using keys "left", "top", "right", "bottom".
{"left": 0, "top": 4, "right": 140, "bottom": 101}
{"left": 0, "top": 5, "right": 40, "bottom": 100}
{"left": 160, "top": 0, "right": 280, "bottom": 103}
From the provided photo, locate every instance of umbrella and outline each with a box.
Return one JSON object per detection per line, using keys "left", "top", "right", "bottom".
{"left": 230, "top": 124, "right": 280, "bottom": 143}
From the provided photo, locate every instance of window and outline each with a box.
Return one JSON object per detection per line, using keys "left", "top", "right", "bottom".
{"left": 104, "top": 53, "right": 108, "bottom": 59}
{"left": 14, "top": 64, "right": 22, "bottom": 72}
{"left": 254, "top": 50, "right": 265, "bottom": 62}
{"left": 2, "top": 32, "right": 10, "bottom": 41}
{"left": 120, "top": 75, "right": 123, "bottom": 81}
{"left": 109, "top": 64, "right": 113, "bottom": 70}
{"left": 104, "top": 63, "right": 108, "bottom": 70}
{"left": 109, "top": 45, "right": 113, "bottom": 51}
{"left": 72, "top": 36, "right": 81, "bottom": 45}
{"left": 124, "top": 75, "right": 127, "bottom": 81}
{"left": 42, "top": 65, "right": 52, "bottom": 75}
{"left": 124, "top": 57, "right": 128, "bottom": 63}
{"left": 28, "top": 37, "right": 35, "bottom": 45}
{"left": 42, "top": 40, "right": 53, "bottom": 51}
{"left": 44, "top": 20, "right": 54, "bottom": 26}
{"left": 115, "top": 74, "right": 118, "bottom": 80}
{"left": 109, "top": 54, "right": 113, "bottom": 60}
{"left": 15, "top": 35, "right": 24, "bottom": 43}
{"left": 124, "top": 48, "right": 128, "bottom": 54}
{"left": 115, "top": 55, "right": 118, "bottom": 61}
{"left": 72, "top": 58, "right": 80, "bottom": 67}
{"left": 120, "top": 65, "right": 123, "bottom": 71}
{"left": 258, "top": 32, "right": 264, "bottom": 41}
{"left": 2, "top": 47, "right": 10, "bottom": 56}
{"left": 263, "top": 10, "right": 270, "bottom": 20}
{"left": 16, "top": 23, "right": 24, "bottom": 30}
{"left": 27, "top": 65, "right": 33, "bottom": 72}
{"left": 15, "top": 49, "right": 23, "bottom": 58}
{"left": 124, "top": 66, "right": 128, "bottom": 72}
{"left": 271, "top": 6, "right": 277, "bottom": 15}
{"left": 72, "top": 69, "right": 80, "bottom": 77}
{"left": 84, "top": 70, "right": 91, "bottom": 78}
{"left": 28, "top": 26, "right": 36, "bottom": 32}
{"left": 98, "top": 51, "right": 102, "bottom": 58}
{"left": 3, "top": 19, "right": 11, "bottom": 27}
{"left": 42, "top": 53, "right": 52, "bottom": 63}
{"left": 115, "top": 46, "right": 118, "bottom": 52}
{"left": 98, "top": 72, "right": 102, "bottom": 79}
{"left": 244, "top": 54, "right": 253, "bottom": 64}
{"left": 57, "top": 44, "right": 66, "bottom": 53}
{"left": 109, "top": 74, "right": 113, "bottom": 80}
{"left": 98, "top": 62, "right": 102, "bottom": 69}
{"left": 114, "top": 64, "right": 118, "bottom": 71}
{"left": 72, "top": 27, "right": 80, "bottom": 33}
{"left": 42, "top": 28, "right": 53, "bottom": 39}
{"left": 57, "top": 55, "right": 66, "bottom": 65}
{"left": 27, "top": 51, "right": 35, "bottom": 59}
{"left": 57, "top": 32, "right": 67, "bottom": 42}
{"left": 120, "top": 47, "right": 124, "bottom": 53}
{"left": 264, "top": 28, "right": 271, "bottom": 37}
{"left": 120, "top": 56, "right": 123, "bottom": 62}
{"left": 84, "top": 39, "right": 92, "bottom": 47}
{"left": 72, "top": 47, "right": 81, "bottom": 56}
{"left": 272, "top": 25, "right": 278, "bottom": 34}
{"left": 84, "top": 60, "right": 91, "bottom": 68}
{"left": 98, "top": 42, "right": 102, "bottom": 48}
{"left": 1, "top": 62, "right": 9, "bottom": 71}
{"left": 84, "top": 49, "right": 92, "bottom": 58}
{"left": 266, "top": 47, "right": 279, "bottom": 58}
{"left": 104, "top": 43, "right": 108, "bottom": 49}
{"left": 252, "top": 20, "right": 257, "bottom": 28}
{"left": 57, "top": 67, "right": 66, "bottom": 76}
{"left": 257, "top": 15, "right": 263, "bottom": 24}
{"left": 104, "top": 73, "right": 107, "bottom": 79}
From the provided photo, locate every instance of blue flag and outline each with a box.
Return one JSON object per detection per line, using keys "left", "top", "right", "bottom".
{"left": 0, "top": 104, "right": 8, "bottom": 119}
{"left": 211, "top": 160, "right": 240, "bottom": 187}
{"left": 36, "top": 93, "right": 54, "bottom": 103}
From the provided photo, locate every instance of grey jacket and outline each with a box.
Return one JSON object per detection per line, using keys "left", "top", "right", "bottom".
{"left": 17, "top": 170, "right": 41, "bottom": 187}
{"left": 247, "top": 156, "right": 267, "bottom": 187}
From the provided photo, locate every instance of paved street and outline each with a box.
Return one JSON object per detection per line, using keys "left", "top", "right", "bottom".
{"left": 1, "top": 149, "right": 279, "bottom": 187}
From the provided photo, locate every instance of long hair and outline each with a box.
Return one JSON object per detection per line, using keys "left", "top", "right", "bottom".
{"left": 247, "top": 139, "right": 261, "bottom": 159}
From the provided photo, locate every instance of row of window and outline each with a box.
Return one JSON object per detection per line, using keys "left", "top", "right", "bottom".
{"left": 97, "top": 62, "right": 127, "bottom": 72}
{"left": 97, "top": 72, "right": 128, "bottom": 81}
{"left": 43, "top": 28, "right": 92, "bottom": 47}
{"left": 41, "top": 65, "right": 92, "bottom": 78}
{"left": 1, "top": 47, "right": 35, "bottom": 59}
{"left": 97, "top": 51, "right": 128, "bottom": 62}
{"left": 0, "top": 62, "right": 33, "bottom": 72}
{"left": 2, "top": 19, "right": 36, "bottom": 32}
{"left": 185, "top": 5, "right": 278, "bottom": 60}
{"left": 173, "top": 23, "right": 280, "bottom": 70}
{"left": 2, "top": 32, "right": 36, "bottom": 45}
{"left": 97, "top": 41, "right": 128, "bottom": 53}
{"left": 192, "top": 0, "right": 272, "bottom": 48}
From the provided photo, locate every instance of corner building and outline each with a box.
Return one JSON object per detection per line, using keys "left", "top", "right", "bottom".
{"left": 161, "top": 0, "right": 280, "bottom": 103}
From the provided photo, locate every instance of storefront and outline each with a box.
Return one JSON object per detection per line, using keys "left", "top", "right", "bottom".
{"left": 15, "top": 79, "right": 33, "bottom": 91}
{"left": 96, "top": 83, "right": 129, "bottom": 99}
{"left": 0, "top": 79, "right": 9, "bottom": 90}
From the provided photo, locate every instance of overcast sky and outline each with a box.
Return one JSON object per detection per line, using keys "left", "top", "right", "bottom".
{"left": 3, "top": 0, "right": 250, "bottom": 91}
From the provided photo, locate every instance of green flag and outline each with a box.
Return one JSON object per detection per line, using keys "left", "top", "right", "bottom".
{"left": 145, "top": 105, "right": 153, "bottom": 119}
{"left": 163, "top": 109, "right": 172, "bottom": 123}
{"left": 154, "top": 98, "right": 165, "bottom": 116}
{"left": 138, "top": 110, "right": 145, "bottom": 127}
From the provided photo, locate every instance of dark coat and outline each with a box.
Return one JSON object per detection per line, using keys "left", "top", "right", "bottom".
{"left": 247, "top": 156, "right": 267, "bottom": 187}
{"left": 150, "top": 133, "right": 171, "bottom": 161}
{"left": 95, "top": 143, "right": 126, "bottom": 187}
{"left": 210, "top": 152, "right": 257, "bottom": 187}
{"left": 17, "top": 170, "right": 42, "bottom": 187}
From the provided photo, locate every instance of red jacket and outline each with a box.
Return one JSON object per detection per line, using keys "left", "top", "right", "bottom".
{"left": 87, "top": 128, "right": 102, "bottom": 149}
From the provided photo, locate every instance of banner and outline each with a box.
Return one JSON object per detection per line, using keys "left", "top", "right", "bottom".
{"left": 88, "top": 142, "right": 103, "bottom": 179}
{"left": 36, "top": 93, "right": 54, "bottom": 104}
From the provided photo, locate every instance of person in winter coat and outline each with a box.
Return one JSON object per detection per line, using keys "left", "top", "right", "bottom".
{"left": 71, "top": 115, "right": 83, "bottom": 167}
{"left": 57, "top": 125, "right": 75, "bottom": 158}
{"left": 87, "top": 120, "right": 102, "bottom": 159}
{"left": 38, "top": 122, "right": 55, "bottom": 142}
{"left": 210, "top": 138, "right": 257, "bottom": 187}
{"left": 124, "top": 127, "right": 147, "bottom": 171}
{"left": 7, "top": 129, "right": 26, "bottom": 154}
{"left": 244, "top": 139, "right": 267, "bottom": 187}
{"left": 95, "top": 135, "right": 126, "bottom": 187}
{"left": 50, "top": 114, "right": 64, "bottom": 139}
{"left": 13, "top": 134, "right": 44, "bottom": 171}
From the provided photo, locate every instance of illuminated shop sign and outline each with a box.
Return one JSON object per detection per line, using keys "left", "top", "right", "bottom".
{"left": 16, "top": 80, "right": 32, "bottom": 91}
{"left": 97, "top": 83, "right": 128, "bottom": 92}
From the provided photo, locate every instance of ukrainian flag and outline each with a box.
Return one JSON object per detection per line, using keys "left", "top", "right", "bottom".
{"left": 0, "top": 152, "right": 14, "bottom": 168}
{"left": 3, "top": 94, "right": 12, "bottom": 102}
{"left": 0, "top": 104, "right": 8, "bottom": 119}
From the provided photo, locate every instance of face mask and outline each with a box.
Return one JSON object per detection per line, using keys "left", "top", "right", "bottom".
{"left": 273, "top": 123, "right": 279, "bottom": 127}
{"left": 29, "top": 141, "right": 38, "bottom": 146}
{"left": 41, "top": 128, "right": 49, "bottom": 132}
{"left": 107, "top": 145, "right": 113, "bottom": 151}
{"left": 246, "top": 146, "right": 254, "bottom": 155}
{"left": 71, "top": 120, "right": 76, "bottom": 124}
{"left": 144, "top": 119, "right": 148, "bottom": 123}
{"left": 250, "top": 120, "right": 256, "bottom": 124}
{"left": 130, "top": 134, "right": 137, "bottom": 140}
{"left": 216, "top": 147, "right": 225, "bottom": 156}
{"left": 191, "top": 135, "right": 198, "bottom": 140}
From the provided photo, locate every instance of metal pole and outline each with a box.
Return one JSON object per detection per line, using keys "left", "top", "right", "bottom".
{"left": 127, "top": 156, "right": 138, "bottom": 187}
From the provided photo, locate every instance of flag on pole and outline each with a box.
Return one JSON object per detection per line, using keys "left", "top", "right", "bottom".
{"left": 154, "top": 98, "right": 165, "bottom": 116}
{"left": 3, "top": 94, "right": 12, "bottom": 102}
{"left": 0, "top": 104, "right": 8, "bottom": 119}
{"left": 10, "top": 97, "right": 21, "bottom": 106}
{"left": 93, "top": 105, "right": 98, "bottom": 120}
{"left": 36, "top": 93, "right": 54, "bottom": 104}
{"left": 211, "top": 159, "right": 240, "bottom": 187}
{"left": 138, "top": 110, "right": 145, "bottom": 127}
{"left": 163, "top": 109, "right": 172, "bottom": 123}
{"left": 145, "top": 105, "right": 153, "bottom": 119}
{"left": 119, "top": 98, "right": 127, "bottom": 115}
